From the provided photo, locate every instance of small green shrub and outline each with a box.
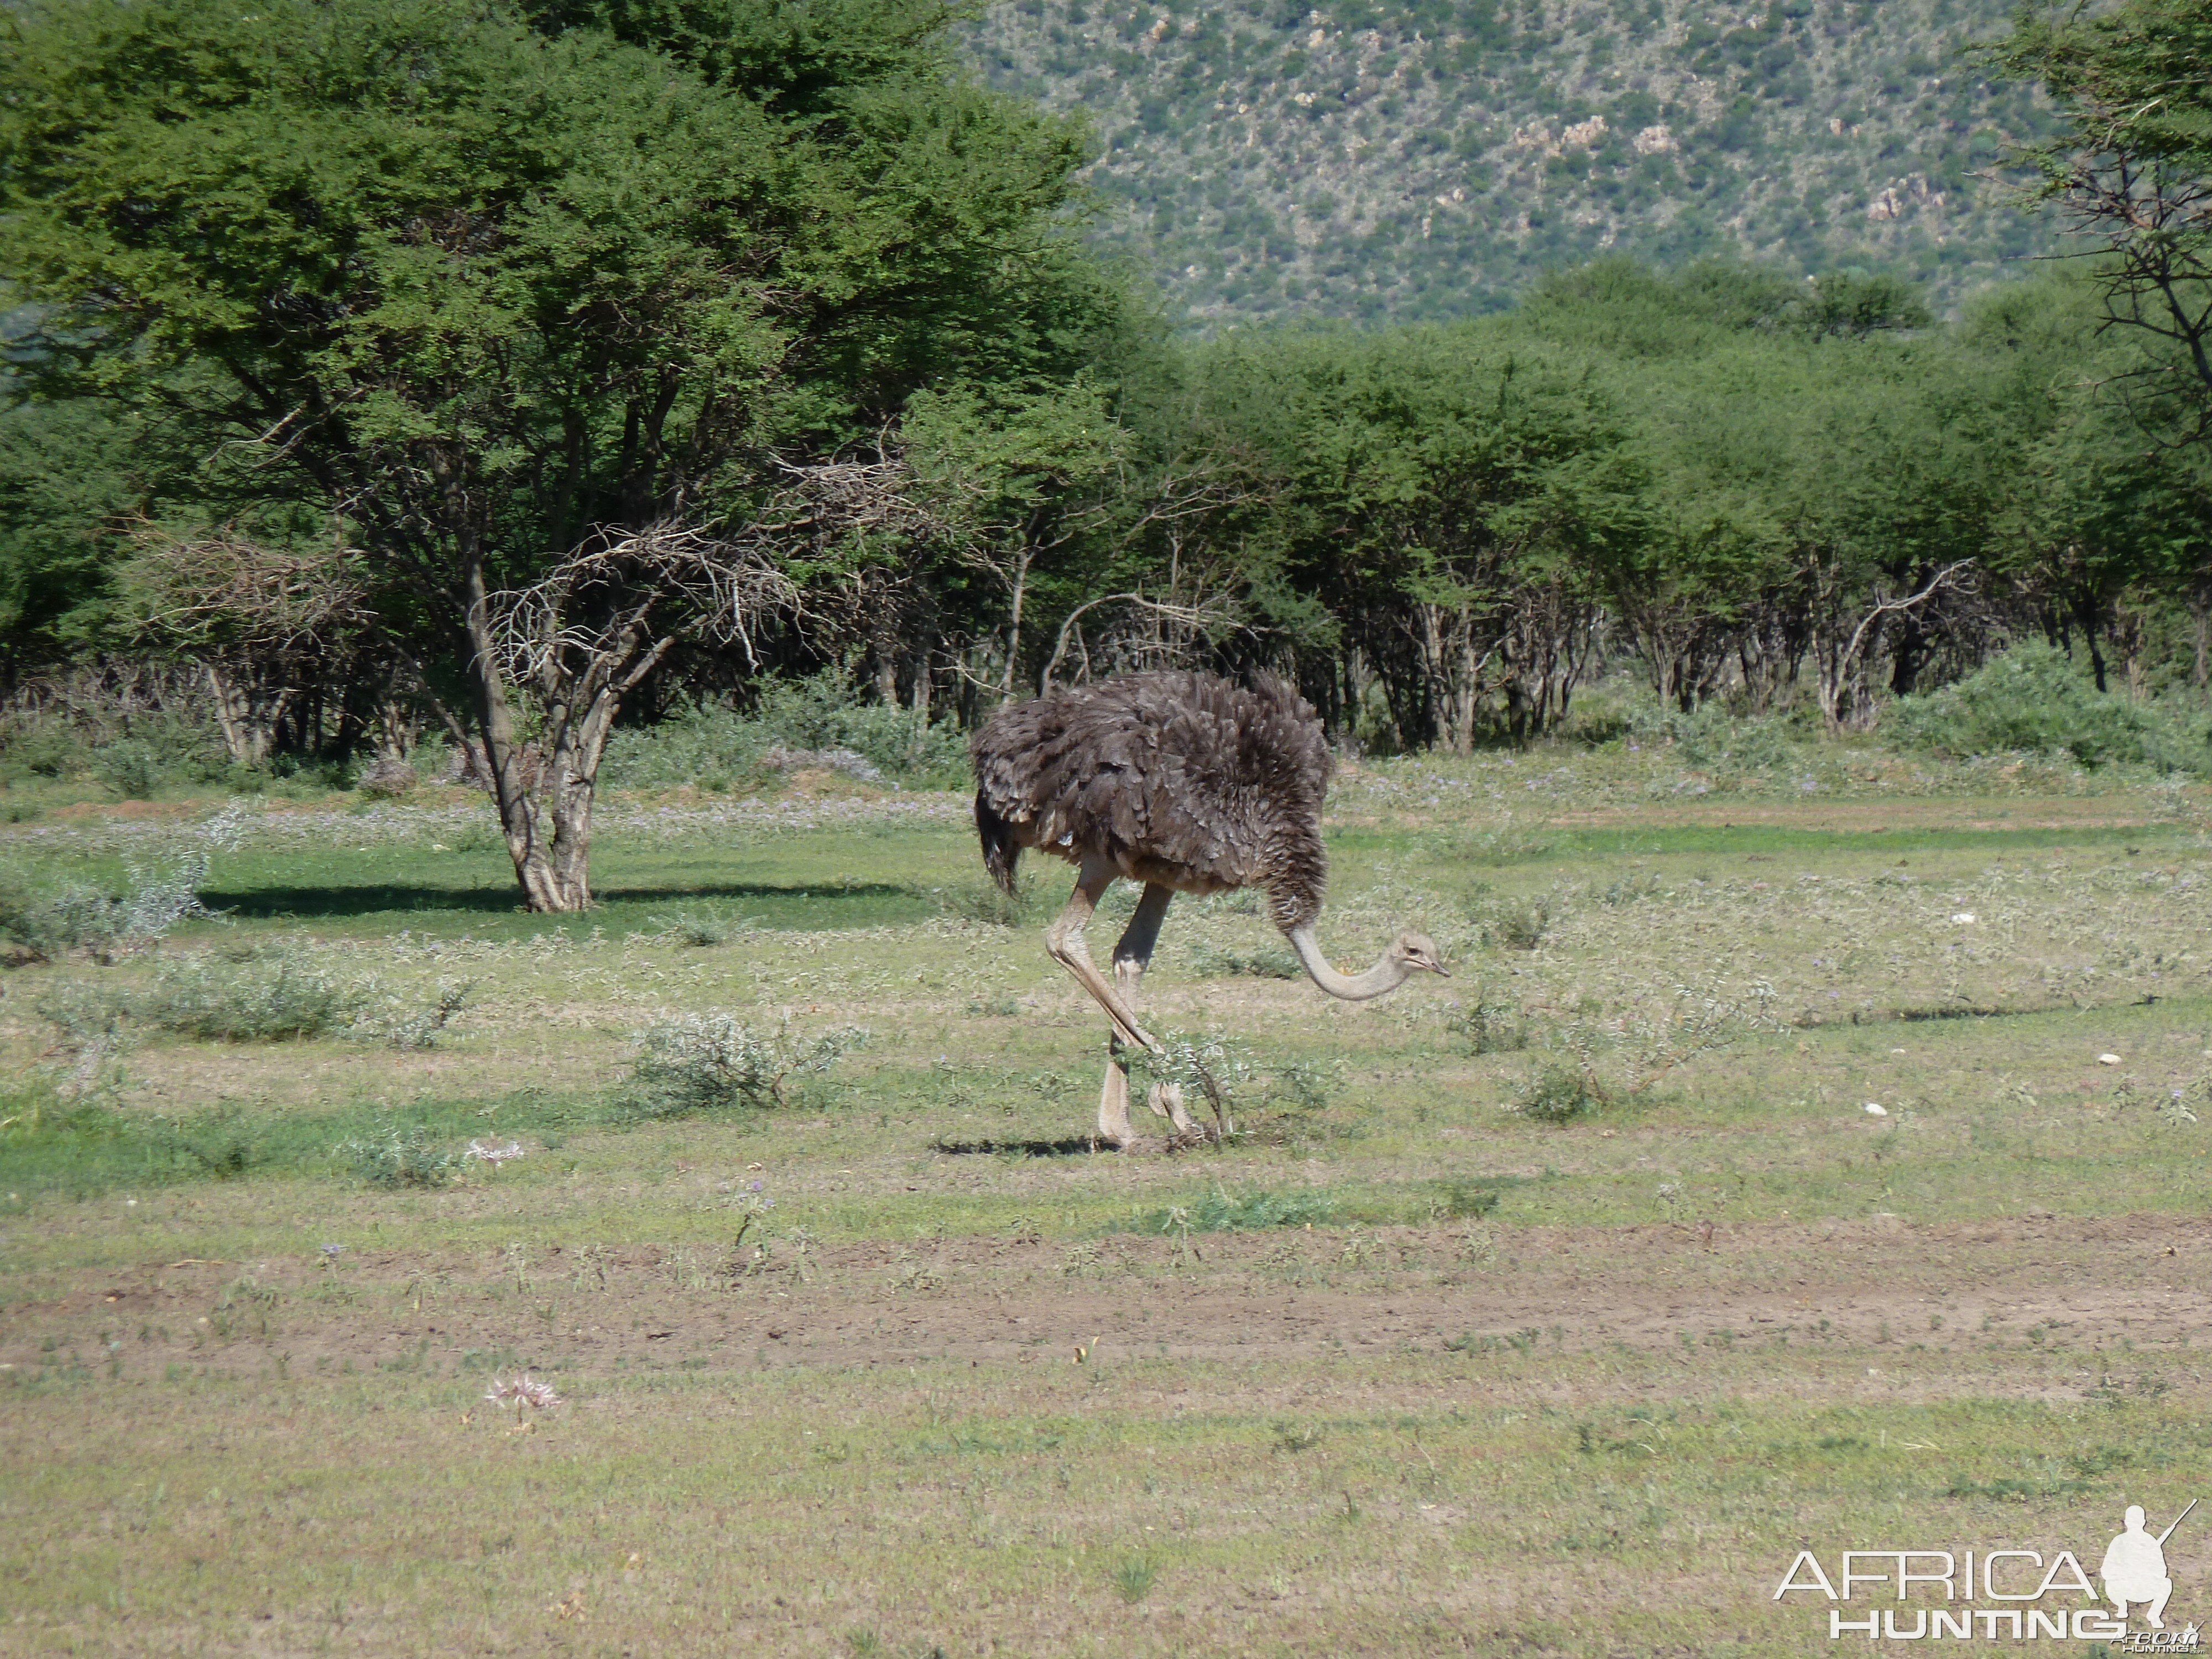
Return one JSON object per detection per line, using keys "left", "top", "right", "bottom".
{"left": 620, "top": 1013, "right": 867, "bottom": 1118}
{"left": 1482, "top": 896, "right": 1552, "bottom": 951}
{"left": 1892, "top": 641, "right": 2209, "bottom": 770}
{"left": 1144, "top": 1185, "right": 1338, "bottom": 1233}
{"left": 94, "top": 740, "right": 163, "bottom": 800}
{"left": 1269, "top": 1057, "right": 1343, "bottom": 1113}
{"left": 148, "top": 1106, "right": 267, "bottom": 1180}
{"left": 1139, "top": 1031, "right": 1255, "bottom": 1136}
{"left": 351, "top": 979, "right": 474, "bottom": 1050}
{"left": 142, "top": 950, "right": 369, "bottom": 1041}
{"left": 603, "top": 674, "right": 968, "bottom": 790}
{"left": 1433, "top": 1180, "right": 1501, "bottom": 1219}
{"left": 343, "top": 1126, "right": 464, "bottom": 1188}
{"left": 1447, "top": 990, "right": 1530, "bottom": 1053}
{"left": 602, "top": 703, "right": 771, "bottom": 790}
{"left": 649, "top": 909, "right": 757, "bottom": 948}
{"left": 1625, "top": 696, "right": 1811, "bottom": 773}
{"left": 1, "top": 804, "right": 241, "bottom": 964}
{"left": 1514, "top": 1060, "right": 1597, "bottom": 1124}
{"left": 1111, "top": 1556, "right": 1158, "bottom": 1604}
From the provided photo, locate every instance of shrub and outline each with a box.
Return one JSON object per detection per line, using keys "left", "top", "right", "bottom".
{"left": 1892, "top": 641, "right": 2209, "bottom": 770}
{"left": 756, "top": 670, "right": 968, "bottom": 783}
{"left": 620, "top": 1013, "right": 867, "bottom": 1118}
{"left": 148, "top": 1105, "right": 267, "bottom": 1180}
{"left": 1111, "top": 1556, "right": 1158, "bottom": 1605}
{"left": 1627, "top": 697, "right": 1807, "bottom": 773}
{"left": 1447, "top": 990, "right": 1531, "bottom": 1053}
{"left": 1140, "top": 1031, "right": 1255, "bottom": 1136}
{"left": 142, "top": 949, "right": 369, "bottom": 1041}
{"left": 602, "top": 702, "right": 770, "bottom": 790}
{"left": 2, "top": 801, "right": 247, "bottom": 964}
{"left": 1514, "top": 1059, "right": 1597, "bottom": 1124}
{"left": 1433, "top": 1180, "right": 1502, "bottom": 1219}
{"left": 0, "top": 720, "right": 80, "bottom": 780}
{"left": 602, "top": 672, "right": 967, "bottom": 790}
{"left": 94, "top": 739, "right": 163, "bottom": 800}
{"left": 1482, "top": 896, "right": 1552, "bottom": 951}
{"left": 344, "top": 1126, "right": 465, "bottom": 1188}
{"left": 650, "top": 908, "right": 748, "bottom": 947}
{"left": 351, "top": 979, "right": 474, "bottom": 1049}
{"left": 0, "top": 875, "right": 128, "bottom": 963}
{"left": 1146, "top": 1185, "right": 1339, "bottom": 1233}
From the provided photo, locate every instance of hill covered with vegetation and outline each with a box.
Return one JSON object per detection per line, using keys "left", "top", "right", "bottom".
{"left": 966, "top": 0, "right": 2063, "bottom": 323}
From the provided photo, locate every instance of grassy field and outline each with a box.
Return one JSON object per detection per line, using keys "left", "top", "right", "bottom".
{"left": 3, "top": 742, "right": 2210, "bottom": 1656}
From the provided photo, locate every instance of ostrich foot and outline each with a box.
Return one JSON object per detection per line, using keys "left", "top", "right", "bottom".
{"left": 1145, "top": 1082, "right": 1197, "bottom": 1137}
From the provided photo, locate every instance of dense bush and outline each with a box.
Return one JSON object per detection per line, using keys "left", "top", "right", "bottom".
{"left": 602, "top": 673, "right": 967, "bottom": 791}
{"left": 1891, "top": 641, "right": 2209, "bottom": 770}
{"left": 753, "top": 670, "right": 969, "bottom": 782}
{"left": 142, "top": 949, "right": 372, "bottom": 1041}
{"left": 601, "top": 703, "right": 770, "bottom": 790}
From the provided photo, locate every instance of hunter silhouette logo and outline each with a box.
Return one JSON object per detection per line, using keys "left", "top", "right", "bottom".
{"left": 1773, "top": 1499, "right": 2201, "bottom": 1645}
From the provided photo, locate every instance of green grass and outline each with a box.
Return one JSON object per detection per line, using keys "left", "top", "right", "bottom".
{"left": 4, "top": 750, "right": 2211, "bottom": 1653}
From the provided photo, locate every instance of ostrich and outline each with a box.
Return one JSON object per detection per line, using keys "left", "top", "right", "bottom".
{"left": 973, "top": 669, "right": 1448, "bottom": 1147}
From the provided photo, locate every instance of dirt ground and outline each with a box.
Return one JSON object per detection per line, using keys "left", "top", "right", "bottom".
{"left": 14, "top": 1211, "right": 2206, "bottom": 1392}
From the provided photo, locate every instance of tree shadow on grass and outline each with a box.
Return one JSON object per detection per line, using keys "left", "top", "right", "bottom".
{"left": 197, "top": 880, "right": 931, "bottom": 923}
{"left": 931, "top": 1136, "right": 1099, "bottom": 1159}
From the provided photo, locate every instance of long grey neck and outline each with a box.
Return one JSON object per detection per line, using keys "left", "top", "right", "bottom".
{"left": 1286, "top": 925, "right": 1408, "bottom": 1002}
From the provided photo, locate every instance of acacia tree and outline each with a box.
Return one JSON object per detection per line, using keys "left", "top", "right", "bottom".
{"left": 2000, "top": 0, "right": 2212, "bottom": 431}
{"left": 0, "top": 0, "right": 1112, "bottom": 907}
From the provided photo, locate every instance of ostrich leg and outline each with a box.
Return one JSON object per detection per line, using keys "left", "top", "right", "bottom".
{"left": 1098, "top": 884, "right": 1196, "bottom": 1147}
{"left": 1044, "top": 858, "right": 1159, "bottom": 1056}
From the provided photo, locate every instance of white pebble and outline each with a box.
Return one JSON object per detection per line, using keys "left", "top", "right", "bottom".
{"left": 2099, "top": 1053, "right": 2122, "bottom": 1066}
{"left": 1864, "top": 1103, "right": 1888, "bottom": 1116}
{"left": 1951, "top": 912, "right": 1976, "bottom": 924}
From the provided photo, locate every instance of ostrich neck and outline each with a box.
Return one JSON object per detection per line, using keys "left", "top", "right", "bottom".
{"left": 1286, "top": 925, "right": 1408, "bottom": 1002}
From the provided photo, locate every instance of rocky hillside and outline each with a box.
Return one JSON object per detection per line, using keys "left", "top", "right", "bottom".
{"left": 965, "top": 0, "right": 2060, "bottom": 324}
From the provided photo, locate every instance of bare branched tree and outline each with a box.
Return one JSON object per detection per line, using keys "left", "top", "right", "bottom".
{"left": 469, "top": 457, "right": 957, "bottom": 911}
{"left": 123, "top": 526, "right": 378, "bottom": 766}
{"left": 1807, "top": 557, "right": 1977, "bottom": 732}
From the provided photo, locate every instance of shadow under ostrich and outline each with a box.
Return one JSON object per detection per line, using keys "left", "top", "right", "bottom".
{"left": 973, "top": 670, "right": 1448, "bottom": 1147}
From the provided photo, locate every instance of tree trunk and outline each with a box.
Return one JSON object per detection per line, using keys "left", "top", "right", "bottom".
{"left": 206, "top": 660, "right": 295, "bottom": 767}
{"left": 461, "top": 554, "right": 592, "bottom": 912}
{"left": 998, "top": 549, "right": 1031, "bottom": 703}
{"left": 2191, "top": 579, "right": 2210, "bottom": 698}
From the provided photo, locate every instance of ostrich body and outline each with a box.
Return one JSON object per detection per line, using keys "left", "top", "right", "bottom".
{"left": 973, "top": 670, "right": 1446, "bottom": 1146}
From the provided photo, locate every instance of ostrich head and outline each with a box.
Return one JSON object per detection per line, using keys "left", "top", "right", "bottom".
{"left": 1388, "top": 932, "right": 1450, "bottom": 978}
{"left": 1284, "top": 925, "right": 1451, "bottom": 1001}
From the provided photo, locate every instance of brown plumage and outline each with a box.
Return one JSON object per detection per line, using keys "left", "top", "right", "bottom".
{"left": 973, "top": 670, "right": 1331, "bottom": 932}
{"left": 971, "top": 669, "right": 1447, "bottom": 1149}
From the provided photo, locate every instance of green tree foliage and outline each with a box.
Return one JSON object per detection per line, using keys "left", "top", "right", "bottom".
{"left": 1997, "top": 0, "right": 2212, "bottom": 428}
{"left": 0, "top": 0, "right": 1120, "bottom": 904}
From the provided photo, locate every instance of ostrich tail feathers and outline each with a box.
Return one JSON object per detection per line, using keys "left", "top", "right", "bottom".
{"left": 976, "top": 789, "right": 1021, "bottom": 895}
